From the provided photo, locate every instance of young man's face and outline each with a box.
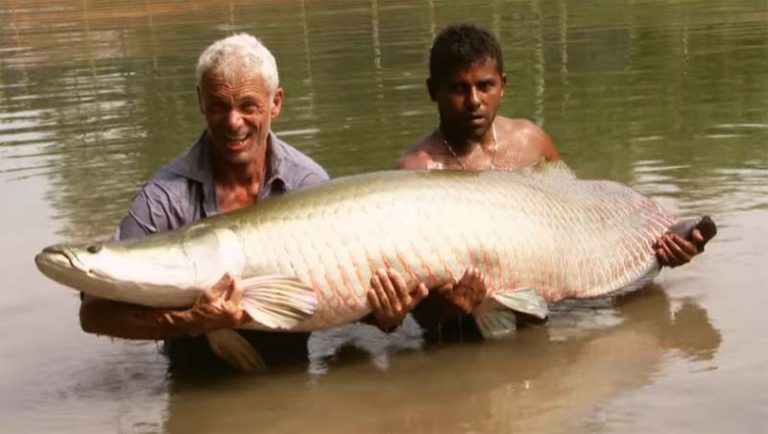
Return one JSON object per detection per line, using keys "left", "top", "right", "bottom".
{"left": 429, "top": 57, "right": 506, "bottom": 140}
{"left": 198, "top": 68, "right": 283, "bottom": 165}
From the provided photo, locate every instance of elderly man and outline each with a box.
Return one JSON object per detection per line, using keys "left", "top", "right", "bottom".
{"left": 79, "top": 34, "right": 331, "bottom": 371}
{"left": 367, "top": 24, "right": 710, "bottom": 335}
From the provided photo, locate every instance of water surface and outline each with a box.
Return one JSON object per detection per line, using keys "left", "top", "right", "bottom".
{"left": 1, "top": 0, "right": 767, "bottom": 433}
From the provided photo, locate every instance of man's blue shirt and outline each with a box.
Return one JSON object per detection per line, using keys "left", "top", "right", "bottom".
{"left": 118, "top": 131, "right": 328, "bottom": 240}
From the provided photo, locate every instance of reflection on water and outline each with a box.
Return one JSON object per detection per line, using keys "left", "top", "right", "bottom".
{"left": 163, "top": 286, "right": 720, "bottom": 434}
{"left": 1, "top": 0, "right": 766, "bottom": 240}
{"left": 1, "top": 0, "right": 766, "bottom": 433}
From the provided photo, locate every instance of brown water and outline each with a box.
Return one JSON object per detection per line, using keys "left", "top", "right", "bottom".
{"left": 1, "top": 0, "right": 766, "bottom": 433}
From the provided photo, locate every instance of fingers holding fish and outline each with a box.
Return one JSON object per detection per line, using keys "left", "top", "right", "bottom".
{"left": 202, "top": 272, "right": 233, "bottom": 303}
{"left": 655, "top": 233, "right": 699, "bottom": 268}
{"left": 367, "top": 268, "right": 429, "bottom": 332}
{"left": 380, "top": 268, "right": 404, "bottom": 314}
{"left": 368, "top": 268, "right": 406, "bottom": 331}
{"left": 186, "top": 273, "right": 251, "bottom": 334}
{"left": 691, "top": 228, "right": 706, "bottom": 253}
{"left": 439, "top": 267, "right": 489, "bottom": 314}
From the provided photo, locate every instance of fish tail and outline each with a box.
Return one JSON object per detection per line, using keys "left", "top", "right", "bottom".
{"left": 669, "top": 216, "right": 717, "bottom": 251}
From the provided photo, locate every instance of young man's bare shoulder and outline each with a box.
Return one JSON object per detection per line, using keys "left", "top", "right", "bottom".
{"left": 496, "top": 116, "right": 543, "bottom": 135}
{"left": 395, "top": 133, "right": 442, "bottom": 169}
{"left": 395, "top": 148, "right": 433, "bottom": 169}
{"left": 496, "top": 116, "right": 559, "bottom": 161}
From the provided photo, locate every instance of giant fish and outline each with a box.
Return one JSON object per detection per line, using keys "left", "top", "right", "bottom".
{"left": 35, "top": 165, "right": 716, "bottom": 341}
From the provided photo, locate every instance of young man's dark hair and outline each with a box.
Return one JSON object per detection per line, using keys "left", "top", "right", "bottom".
{"left": 429, "top": 24, "right": 504, "bottom": 85}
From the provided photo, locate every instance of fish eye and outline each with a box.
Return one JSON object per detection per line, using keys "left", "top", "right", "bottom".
{"left": 87, "top": 243, "right": 103, "bottom": 254}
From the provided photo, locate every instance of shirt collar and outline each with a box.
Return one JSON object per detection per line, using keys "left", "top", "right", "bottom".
{"left": 165, "top": 131, "right": 292, "bottom": 214}
{"left": 165, "top": 131, "right": 213, "bottom": 184}
{"left": 264, "top": 131, "right": 294, "bottom": 192}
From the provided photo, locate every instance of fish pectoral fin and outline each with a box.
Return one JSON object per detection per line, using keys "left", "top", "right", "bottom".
{"left": 473, "top": 307, "right": 518, "bottom": 340}
{"left": 205, "top": 329, "right": 266, "bottom": 373}
{"left": 472, "top": 289, "right": 549, "bottom": 340}
{"left": 489, "top": 288, "right": 549, "bottom": 320}
{"left": 239, "top": 275, "right": 317, "bottom": 330}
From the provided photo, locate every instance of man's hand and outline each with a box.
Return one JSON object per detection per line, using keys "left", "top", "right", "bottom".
{"left": 79, "top": 273, "right": 252, "bottom": 340}
{"left": 436, "top": 267, "right": 489, "bottom": 314}
{"left": 365, "top": 267, "right": 491, "bottom": 331}
{"left": 175, "top": 273, "right": 252, "bottom": 336}
{"left": 654, "top": 229, "right": 706, "bottom": 268}
{"left": 366, "top": 268, "right": 428, "bottom": 332}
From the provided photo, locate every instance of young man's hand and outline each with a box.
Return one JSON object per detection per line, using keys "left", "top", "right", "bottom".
{"left": 654, "top": 229, "right": 706, "bottom": 268}
{"left": 366, "top": 268, "right": 429, "bottom": 332}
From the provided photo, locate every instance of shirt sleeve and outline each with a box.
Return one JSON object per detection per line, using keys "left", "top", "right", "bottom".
{"left": 296, "top": 166, "right": 330, "bottom": 189}
{"left": 116, "top": 182, "right": 175, "bottom": 241}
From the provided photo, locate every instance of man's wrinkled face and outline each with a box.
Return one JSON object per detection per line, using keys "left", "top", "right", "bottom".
{"left": 429, "top": 57, "right": 506, "bottom": 140}
{"left": 198, "top": 69, "right": 282, "bottom": 165}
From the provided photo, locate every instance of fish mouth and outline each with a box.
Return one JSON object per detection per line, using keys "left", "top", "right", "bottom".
{"left": 35, "top": 245, "right": 88, "bottom": 276}
{"left": 35, "top": 244, "right": 112, "bottom": 293}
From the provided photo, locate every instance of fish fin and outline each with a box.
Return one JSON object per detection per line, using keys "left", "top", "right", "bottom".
{"left": 522, "top": 157, "right": 576, "bottom": 179}
{"left": 489, "top": 288, "right": 550, "bottom": 320}
{"left": 239, "top": 275, "right": 317, "bottom": 330}
{"left": 472, "top": 289, "right": 549, "bottom": 340}
{"left": 473, "top": 307, "right": 518, "bottom": 340}
{"left": 205, "top": 329, "right": 266, "bottom": 373}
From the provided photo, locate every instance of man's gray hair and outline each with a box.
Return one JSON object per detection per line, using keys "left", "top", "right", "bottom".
{"left": 195, "top": 33, "right": 279, "bottom": 93}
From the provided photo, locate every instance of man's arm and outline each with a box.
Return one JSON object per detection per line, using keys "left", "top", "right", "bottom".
{"left": 80, "top": 274, "right": 249, "bottom": 340}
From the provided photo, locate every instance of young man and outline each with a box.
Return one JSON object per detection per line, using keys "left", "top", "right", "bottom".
{"left": 367, "top": 24, "right": 708, "bottom": 333}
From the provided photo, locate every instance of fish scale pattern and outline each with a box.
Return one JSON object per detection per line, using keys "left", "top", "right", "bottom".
{"left": 237, "top": 170, "right": 674, "bottom": 331}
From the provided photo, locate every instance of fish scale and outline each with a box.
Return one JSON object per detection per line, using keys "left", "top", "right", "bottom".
{"left": 35, "top": 168, "right": 706, "bottom": 334}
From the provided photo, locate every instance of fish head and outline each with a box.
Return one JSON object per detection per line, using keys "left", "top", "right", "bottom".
{"left": 34, "top": 227, "right": 245, "bottom": 305}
